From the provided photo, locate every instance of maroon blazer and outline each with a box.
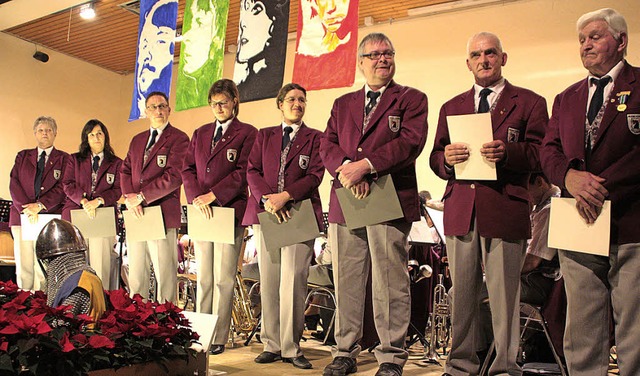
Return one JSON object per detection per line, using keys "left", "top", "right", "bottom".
{"left": 182, "top": 118, "right": 258, "bottom": 225}
{"left": 430, "top": 81, "right": 548, "bottom": 239}
{"left": 320, "top": 81, "right": 428, "bottom": 224}
{"left": 243, "top": 123, "right": 325, "bottom": 230}
{"left": 9, "top": 147, "right": 69, "bottom": 226}
{"left": 542, "top": 62, "right": 640, "bottom": 245}
{"left": 120, "top": 124, "right": 189, "bottom": 229}
{"left": 61, "top": 152, "right": 123, "bottom": 221}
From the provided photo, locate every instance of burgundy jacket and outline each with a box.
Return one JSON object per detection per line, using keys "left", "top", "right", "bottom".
{"left": 542, "top": 62, "right": 640, "bottom": 245}
{"left": 319, "top": 81, "right": 429, "bottom": 224}
{"left": 9, "top": 147, "right": 69, "bottom": 226}
{"left": 120, "top": 124, "right": 189, "bottom": 229}
{"left": 182, "top": 118, "right": 257, "bottom": 225}
{"left": 243, "top": 123, "right": 324, "bottom": 230}
{"left": 430, "top": 81, "right": 548, "bottom": 239}
{"left": 61, "top": 152, "right": 123, "bottom": 221}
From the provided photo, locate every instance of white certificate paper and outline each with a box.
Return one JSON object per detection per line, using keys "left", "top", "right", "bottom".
{"left": 447, "top": 113, "right": 496, "bottom": 181}
{"left": 20, "top": 214, "right": 61, "bottom": 241}
{"left": 548, "top": 197, "right": 611, "bottom": 256}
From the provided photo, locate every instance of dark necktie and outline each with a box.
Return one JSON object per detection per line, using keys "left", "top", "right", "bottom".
{"left": 92, "top": 155, "right": 100, "bottom": 173}
{"left": 146, "top": 129, "right": 158, "bottom": 151}
{"left": 365, "top": 91, "right": 381, "bottom": 116}
{"left": 34, "top": 151, "right": 46, "bottom": 199}
{"left": 282, "top": 126, "right": 293, "bottom": 151}
{"left": 478, "top": 88, "right": 492, "bottom": 113}
{"left": 214, "top": 126, "right": 223, "bottom": 143}
{"left": 587, "top": 76, "right": 611, "bottom": 124}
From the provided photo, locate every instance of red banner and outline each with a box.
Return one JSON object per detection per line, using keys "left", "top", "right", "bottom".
{"left": 292, "top": 0, "right": 359, "bottom": 91}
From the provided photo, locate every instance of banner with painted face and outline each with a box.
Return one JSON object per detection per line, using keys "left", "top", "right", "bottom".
{"left": 129, "top": 0, "right": 178, "bottom": 121}
{"left": 175, "top": 0, "right": 230, "bottom": 111}
{"left": 233, "top": 0, "right": 290, "bottom": 102}
{"left": 292, "top": 0, "right": 358, "bottom": 90}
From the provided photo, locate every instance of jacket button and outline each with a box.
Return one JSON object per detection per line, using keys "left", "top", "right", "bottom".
{"left": 470, "top": 184, "right": 475, "bottom": 189}
{"left": 140, "top": 179, "right": 143, "bottom": 184}
{"left": 206, "top": 168, "right": 210, "bottom": 172}
{"left": 357, "top": 147, "right": 363, "bottom": 152}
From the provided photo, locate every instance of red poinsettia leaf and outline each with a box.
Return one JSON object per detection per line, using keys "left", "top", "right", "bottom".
{"left": 88, "top": 335, "right": 115, "bottom": 349}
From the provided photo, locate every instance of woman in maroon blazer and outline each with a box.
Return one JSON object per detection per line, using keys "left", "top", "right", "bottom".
{"left": 62, "top": 119, "right": 122, "bottom": 290}
{"left": 181, "top": 79, "right": 257, "bottom": 355}
{"left": 243, "top": 83, "right": 324, "bottom": 369}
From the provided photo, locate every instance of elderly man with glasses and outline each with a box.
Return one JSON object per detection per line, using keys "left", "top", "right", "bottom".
{"left": 320, "top": 32, "right": 428, "bottom": 376}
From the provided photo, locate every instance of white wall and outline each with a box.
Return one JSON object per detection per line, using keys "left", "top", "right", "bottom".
{"left": 2, "top": 0, "right": 639, "bottom": 207}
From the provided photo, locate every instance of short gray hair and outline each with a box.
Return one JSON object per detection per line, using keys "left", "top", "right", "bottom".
{"left": 33, "top": 116, "right": 57, "bottom": 134}
{"left": 467, "top": 32, "right": 503, "bottom": 55}
{"left": 358, "top": 33, "right": 394, "bottom": 58}
{"left": 577, "top": 8, "right": 627, "bottom": 56}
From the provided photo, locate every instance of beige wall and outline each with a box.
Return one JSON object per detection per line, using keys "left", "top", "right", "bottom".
{"left": 2, "top": 0, "right": 639, "bottom": 207}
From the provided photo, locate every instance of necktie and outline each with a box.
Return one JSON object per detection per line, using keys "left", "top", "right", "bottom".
{"left": 365, "top": 91, "right": 381, "bottom": 116}
{"left": 587, "top": 76, "right": 611, "bottom": 124}
{"left": 282, "top": 126, "right": 293, "bottom": 151}
{"left": 34, "top": 151, "right": 46, "bottom": 199}
{"left": 146, "top": 129, "right": 158, "bottom": 151}
{"left": 478, "top": 88, "right": 492, "bottom": 113}
{"left": 214, "top": 126, "right": 223, "bottom": 143}
{"left": 92, "top": 155, "right": 100, "bottom": 173}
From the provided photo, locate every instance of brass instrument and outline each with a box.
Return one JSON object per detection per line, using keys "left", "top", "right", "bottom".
{"left": 231, "top": 270, "right": 258, "bottom": 335}
{"left": 425, "top": 273, "right": 451, "bottom": 363}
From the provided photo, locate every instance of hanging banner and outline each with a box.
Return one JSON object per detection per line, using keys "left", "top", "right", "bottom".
{"left": 129, "top": 0, "right": 179, "bottom": 121}
{"left": 292, "top": 0, "right": 358, "bottom": 91}
{"left": 233, "top": 0, "right": 290, "bottom": 102}
{"left": 175, "top": 0, "right": 230, "bottom": 111}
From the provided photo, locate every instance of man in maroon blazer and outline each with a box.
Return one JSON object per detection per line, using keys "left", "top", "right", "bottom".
{"left": 120, "top": 91, "right": 189, "bottom": 303}
{"left": 430, "top": 32, "right": 547, "bottom": 376}
{"left": 9, "top": 116, "right": 69, "bottom": 291}
{"left": 243, "top": 83, "right": 324, "bottom": 370}
{"left": 542, "top": 8, "right": 640, "bottom": 375}
{"left": 181, "top": 79, "right": 257, "bottom": 355}
{"left": 320, "top": 33, "right": 428, "bottom": 376}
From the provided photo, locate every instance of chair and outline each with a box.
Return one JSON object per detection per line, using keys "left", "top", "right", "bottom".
{"left": 305, "top": 283, "right": 336, "bottom": 345}
{"left": 479, "top": 301, "right": 567, "bottom": 376}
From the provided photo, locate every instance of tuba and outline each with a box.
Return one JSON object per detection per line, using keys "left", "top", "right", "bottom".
{"left": 231, "top": 269, "right": 258, "bottom": 335}
{"left": 425, "top": 273, "right": 451, "bottom": 363}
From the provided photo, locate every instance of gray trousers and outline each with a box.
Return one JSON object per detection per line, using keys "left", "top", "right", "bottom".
{"left": 127, "top": 228, "right": 177, "bottom": 303}
{"left": 445, "top": 222, "right": 525, "bottom": 376}
{"left": 194, "top": 226, "right": 244, "bottom": 346}
{"left": 254, "top": 225, "right": 314, "bottom": 358}
{"left": 559, "top": 243, "right": 640, "bottom": 376}
{"left": 329, "top": 222, "right": 411, "bottom": 367}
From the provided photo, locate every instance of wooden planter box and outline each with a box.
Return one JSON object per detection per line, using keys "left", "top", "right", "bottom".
{"left": 88, "top": 352, "right": 206, "bottom": 376}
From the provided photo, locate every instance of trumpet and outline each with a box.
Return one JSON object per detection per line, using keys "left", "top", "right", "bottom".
{"left": 231, "top": 270, "right": 258, "bottom": 335}
{"left": 425, "top": 273, "right": 451, "bottom": 363}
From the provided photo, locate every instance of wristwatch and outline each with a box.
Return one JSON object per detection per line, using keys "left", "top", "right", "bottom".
{"left": 136, "top": 193, "right": 144, "bottom": 203}
{"left": 97, "top": 197, "right": 105, "bottom": 206}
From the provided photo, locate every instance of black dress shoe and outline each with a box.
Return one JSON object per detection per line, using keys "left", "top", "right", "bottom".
{"left": 209, "top": 344, "right": 225, "bottom": 355}
{"left": 375, "top": 363, "right": 403, "bottom": 376}
{"left": 283, "top": 355, "right": 313, "bottom": 369}
{"left": 254, "top": 351, "right": 282, "bottom": 363}
{"left": 323, "top": 356, "right": 357, "bottom": 376}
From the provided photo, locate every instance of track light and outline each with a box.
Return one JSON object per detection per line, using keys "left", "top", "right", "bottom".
{"left": 79, "top": 2, "right": 96, "bottom": 20}
{"left": 33, "top": 51, "right": 49, "bottom": 63}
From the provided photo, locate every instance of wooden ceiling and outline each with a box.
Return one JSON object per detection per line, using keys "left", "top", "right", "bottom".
{"left": 4, "top": 0, "right": 455, "bottom": 74}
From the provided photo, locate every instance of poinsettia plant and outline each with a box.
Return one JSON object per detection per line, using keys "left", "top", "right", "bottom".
{"left": 0, "top": 281, "right": 200, "bottom": 375}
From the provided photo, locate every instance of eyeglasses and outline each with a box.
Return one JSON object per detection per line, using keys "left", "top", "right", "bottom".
{"left": 146, "top": 103, "right": 169, "bottom": 111}
{"left": 283, "top": 97, "right": 306, "bottom": 104}
{"left": 360, "top": 51, "right": 395, "bottom": 60}
{"left": 210, "top": 100, "right": 231, "bottom": 108}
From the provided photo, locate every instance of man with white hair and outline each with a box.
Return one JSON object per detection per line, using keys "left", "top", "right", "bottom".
{"left": 541, "top": 8, "right": 640, "bottom": 375}
{"left": 430, "top": 32, "right": 548, "bottom": 376}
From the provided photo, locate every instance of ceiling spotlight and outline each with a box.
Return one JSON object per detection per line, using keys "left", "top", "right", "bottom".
{"left": 79, "top": 3, "right": 96, "bottom": 20}
{"left": 33, "top": 51, "right": 50, "bottom": 63}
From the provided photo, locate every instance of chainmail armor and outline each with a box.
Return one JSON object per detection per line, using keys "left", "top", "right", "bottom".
{"left": 44, "top": 252, "right": 95, "bottom": 307}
